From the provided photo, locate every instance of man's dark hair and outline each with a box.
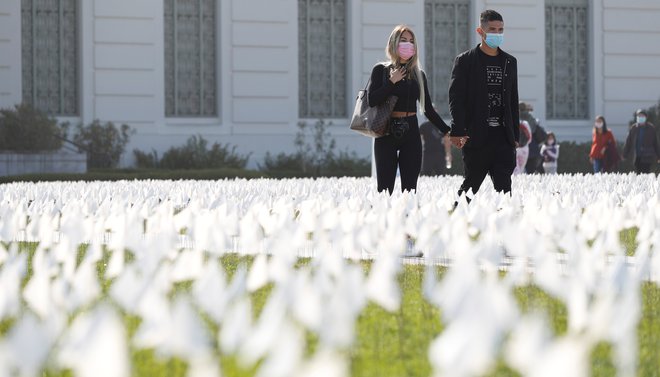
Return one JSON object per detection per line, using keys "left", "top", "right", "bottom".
{"left": 480, "top": 10, "right": 503, "bottom": 28}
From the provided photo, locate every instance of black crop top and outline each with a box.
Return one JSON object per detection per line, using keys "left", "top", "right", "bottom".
{"left": 367, "top": 63, "right": 450, "bottom": 134}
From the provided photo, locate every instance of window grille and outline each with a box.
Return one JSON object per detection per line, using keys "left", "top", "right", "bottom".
{"left": 424, "top": 0, "right": 471, "bottom": 117}
{"left": 21, "top": 0, "right": 78, "bottom": 116}
{"left": 298, "top": 0, "right": 347, "bottom": 118}
{"left": 164, "top": 0, "right": 217, "bottom": 117}
{"left": 546, "top": 0, "right": 589, "bottom": 119}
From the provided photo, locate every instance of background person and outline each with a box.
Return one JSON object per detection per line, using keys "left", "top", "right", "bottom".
{"left": 420, "top": 117, "right": 452, "bottom": 176}
{"left": 514, "top": 120, "right": 531, "bottom": 175}
{"left": 589, "top": 115, "right": 616, "bottom": 173}
{"left": 623, "top": 109, "right": 660, "bottom": 173}
{"left": 540, "top": 132, "right": 559, "bottom": 174}
{"left": 520, "top": 102, "right": 545, "bottom": 174}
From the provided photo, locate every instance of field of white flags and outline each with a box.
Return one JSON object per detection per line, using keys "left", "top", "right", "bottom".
{"left": 1, "top": 174, "right": 660, "bottom": 377}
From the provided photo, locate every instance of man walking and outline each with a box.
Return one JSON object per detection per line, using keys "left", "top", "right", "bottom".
{"left": 448, "top": 9, "right": 520, "bottom": 202}
{"left": 623, "top": 109, "right": 660, "bottom": 173}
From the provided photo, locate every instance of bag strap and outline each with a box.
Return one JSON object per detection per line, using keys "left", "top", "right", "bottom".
{"left": 363, "top": 63, "right": 390, "bottom": 93}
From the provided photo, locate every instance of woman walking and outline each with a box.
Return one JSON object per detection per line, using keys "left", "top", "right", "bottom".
{"left": 368, "top": 25, "right": 450, "bottom": 194}
{"left": 589, "top": 115, "right": 616, "bottom": 173}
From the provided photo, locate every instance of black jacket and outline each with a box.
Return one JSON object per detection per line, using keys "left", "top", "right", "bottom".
{"left": 448, "top": 45, "right": 520, "bottom": 148}
{"left": 623, "top": 123, "right": 660, "bottom": 164}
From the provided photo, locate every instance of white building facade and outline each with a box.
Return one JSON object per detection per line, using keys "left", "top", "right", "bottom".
{"left": 1, "top": 0, "right": 659, "bottom": 167}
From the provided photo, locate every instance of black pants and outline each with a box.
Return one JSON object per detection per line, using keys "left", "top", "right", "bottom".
{"left": 374, "top": 115, "right": 421, "bottom": 194}
{"left": 525, "top": 155, "right": 544, "bottom": 174}
{"left": 458, "top": 126, "right": 516, "bottom": 198}
{"left": 634, "top": 157, "right": 652, "bottom": 173}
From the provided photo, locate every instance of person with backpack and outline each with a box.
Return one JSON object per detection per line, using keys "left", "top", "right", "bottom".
{"left": 520, "top": 102, "right": 546, "bottom": 174}
{"left": 540, "top": 132, "right": 559, "bottom": 174}
{"left": 514, "top": 120, "right": 531, "bottom": 175}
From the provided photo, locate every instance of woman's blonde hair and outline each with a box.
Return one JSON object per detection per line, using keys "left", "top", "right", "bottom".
{"left": 385, "top": 25, "right": 425, "bottom": 110}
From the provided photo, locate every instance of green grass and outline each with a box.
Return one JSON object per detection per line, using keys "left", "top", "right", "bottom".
{"left": 621, "top": 227, "right": 639, "bottom": 256}
{"left": 351, "top": 265, "right": 443, "bottom": 377}
{"left": 5, "top": 239, "right": 660, "bottom": 377}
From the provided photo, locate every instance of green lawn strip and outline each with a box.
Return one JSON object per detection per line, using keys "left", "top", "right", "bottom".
{"left": 123, "top": 312, "right": 191, "bottom": 377}
{"left": 0, "top": 318, "right": 16, "bottom": 336}
{"left": 620, "top": 227, "right": 639, "bottom": 257}
{"left": 514, "top": 285, "right": 568, "bottom": 336}
{"left": 4, "top": 245, "right": 660, "bottom": 376}
{"left": 638, "top": 283, "right": 660, "bottom": 377}
{"left": 351, "top": 264, "right": 443, "bottom": 377}
{"left": 590, "top": 342, "right": 617, "bottom": 377}
{"left": 482, "top": 359, "right": 522, "bottom": 377}
{"left": 0, "top": 168, "right": 266, "bottom": 184}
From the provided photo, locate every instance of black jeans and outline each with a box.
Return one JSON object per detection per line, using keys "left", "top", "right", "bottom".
{"left": 634, "top": 157, "right": 652, "bottom": 173}
{"left": 374, "top": 115, "right": 421, "bottom": 194}
{"left": 458, "top": 126, "right": 516, "bottom": 198}
{"left": 525, "top": 156, "right": 545, "bottom": 174}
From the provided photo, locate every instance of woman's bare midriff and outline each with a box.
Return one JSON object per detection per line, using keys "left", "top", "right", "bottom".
{"left": 391, "top": 111, "right": 416, "bottom": 118}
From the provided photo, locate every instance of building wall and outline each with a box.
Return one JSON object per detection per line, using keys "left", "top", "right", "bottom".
{"left": 1, "top": 0, "right": 660, "bottom": 167}
{"left": 602, "top": 0, "right": 660, "bottom": 141}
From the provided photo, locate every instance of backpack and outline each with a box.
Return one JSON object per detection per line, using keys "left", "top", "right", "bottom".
{"left": 603, "top": 139, "right": 620, "bottom": 172}
{"left": 533, "top": 124, "right": 547, "bottom": 144}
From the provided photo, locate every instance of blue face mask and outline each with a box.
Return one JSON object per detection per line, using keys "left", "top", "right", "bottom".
{"left": 637, "top": 116, "right": 647, "bottom": 124}
{"left": 484, "top": 33, "right": 504, "bottom": 49}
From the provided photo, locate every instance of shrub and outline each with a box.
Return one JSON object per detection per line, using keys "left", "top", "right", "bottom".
{"left": 299, "top": 119, "right": 336, "bottom": 175}
{"left": 259, "top": 119, "right": 370, "bottom": 177}
{"left": 72, "top": 120, "right": 133, "bottom": 169}
{"left": 0, "top": 104, "right": 65, "bottom": 152}
{"left": 260, "top": 152, "right": 307, "bottom": 178}
{"left": 133, "top": 149, "right": 159, "bottom": 169}
{"left": 555, "top": 141, "right": 593, "bottom": 174}
{"left": 324, "top": 150, "right": 371, "bottom": 177}
{"left": 151, "top": 135, "right": 250, "bottom": 170}
{"left": 206, "top": 140, "right": 251, "bottom": 169}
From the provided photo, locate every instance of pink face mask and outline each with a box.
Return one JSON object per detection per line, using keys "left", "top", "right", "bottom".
{"left": 397, "top": 42, "right": 415, "bottom": 60}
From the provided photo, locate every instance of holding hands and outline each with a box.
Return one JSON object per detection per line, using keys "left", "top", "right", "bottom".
{"left": 450, "top": 136, "right": 469, "bottom": 149}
